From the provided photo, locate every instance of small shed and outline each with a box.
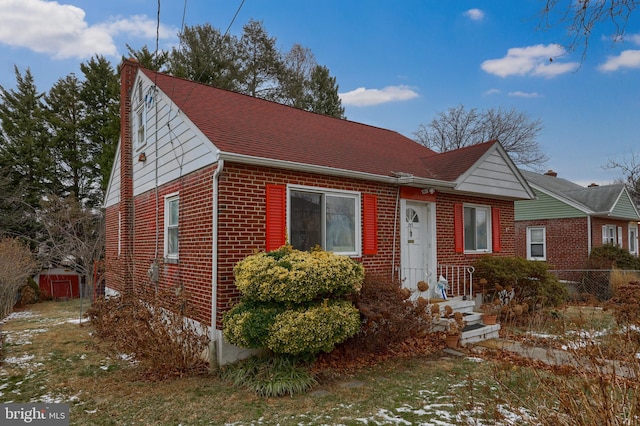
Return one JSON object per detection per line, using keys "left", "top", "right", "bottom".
{"left": 35, "top": 267, "right": 82, "bottom": 300}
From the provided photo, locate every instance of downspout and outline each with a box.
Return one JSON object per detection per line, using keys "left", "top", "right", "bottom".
{"left": 210, "top": 157, "right": 224, "bottom": 369}
{"left": 587, "top": 214, "right": 593, "bottom": 256}
{"left": 391, "top": 186, "right": 400, "bottom": 278}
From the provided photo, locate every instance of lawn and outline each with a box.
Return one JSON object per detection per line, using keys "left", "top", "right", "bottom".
{"left": 0, "top": 299, "right": 636, "bottom": 425}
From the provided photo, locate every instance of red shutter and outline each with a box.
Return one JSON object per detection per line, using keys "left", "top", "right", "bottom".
{"left": 454, "top": 203, "right": 464, "bottom": 253}
{"left": 265, "top": 184, "right": 286, "bottom": 251}
{"left": 362, "top": 194, "right": 378, "bottom": 255}
{"left": 492, "top": 207, "right": 501, "bottom": 253}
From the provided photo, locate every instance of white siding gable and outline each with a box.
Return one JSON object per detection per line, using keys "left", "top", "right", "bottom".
{"left": 131, "top": 72, "right": 219, "bottom": 197}
{"left": 103, "top": 142, "right": 121, "bottom": 208}
{"left": 455, "top": 145, "right": 534, "bottom": 199}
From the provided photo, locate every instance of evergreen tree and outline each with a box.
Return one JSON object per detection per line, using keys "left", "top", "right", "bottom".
{"left": 306, "top": 65, "right": 346, "bottom": 119}
{"left": 167, "top": 23, "right": 242, "bottom": 91}
{"left": 237, "top": 20, "right": 283, "bottom": 100}
{"left": 125, "top": 44, "right": 168, "bottom": 72}
{"left": 0, "top": 67, "right": 51, "bottom": 240}
{"left": 162, "top": 22, "right": 346, "bottom": 118}
{"left": 45, "top": 74, "right": 91, "bottom": 203}
{"left": 0, "top": 66, "right": 54, "bottom": 205}
{"left": 79, "top": 56, "right": 120, "bottom": 201}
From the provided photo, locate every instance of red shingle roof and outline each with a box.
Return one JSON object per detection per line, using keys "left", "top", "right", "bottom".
{"left": 142, "top": 68, "right": 494, "bottom": 182}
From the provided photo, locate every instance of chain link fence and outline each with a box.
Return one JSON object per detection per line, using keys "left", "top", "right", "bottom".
{"left": 549, "top": 270, "right": 640, "bottom": 302}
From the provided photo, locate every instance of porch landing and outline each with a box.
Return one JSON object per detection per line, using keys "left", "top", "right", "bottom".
{"left": 432, "top": 297, "right": 500, "bottom": 346}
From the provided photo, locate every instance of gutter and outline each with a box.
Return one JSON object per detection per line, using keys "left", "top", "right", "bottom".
{"left": 218, "top": 151, "right": 457, "bottom": 189}
{"left": 210, "top": 157, "right": 224, "bottom": 368}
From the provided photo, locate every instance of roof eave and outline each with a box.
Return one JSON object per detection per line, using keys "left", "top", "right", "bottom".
{"left": 217, "top": 151, "right": 457, "bottom": 188}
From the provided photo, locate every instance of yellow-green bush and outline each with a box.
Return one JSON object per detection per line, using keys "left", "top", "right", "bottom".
{"left": 267, "top": 300, "right": 361, "bottom": 355}
{"left": 224, "top": 246, "right": 364, "bottom": 356}
{"left": 233, "top": 245, "right": 364, "bottom": 303}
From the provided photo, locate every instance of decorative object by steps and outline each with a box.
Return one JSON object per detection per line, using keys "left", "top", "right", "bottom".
{"left": 445, "top": 333, "right": 459, "bottom": 348}
{"left": 480, "top": 298, "right": 502, "bottom": 325}
{"left": 443, "top": 311, "right": 465, "bottom": 348}
{"left": 481, "top": 313, "right": 497, "bottom": 325}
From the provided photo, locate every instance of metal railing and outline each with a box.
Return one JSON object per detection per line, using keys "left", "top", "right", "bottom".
{"left": 438, "top": 264, "right": 474, "bottom": 299}
{"left": 399, "top": 264, "right": 474, "bottom": 299}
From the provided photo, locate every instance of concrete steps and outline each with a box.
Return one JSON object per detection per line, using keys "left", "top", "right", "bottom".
{"left": 430, "top": 297, "right": 500, "bottom": 346}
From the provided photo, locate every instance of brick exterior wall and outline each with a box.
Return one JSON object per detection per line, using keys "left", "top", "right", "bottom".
{"left": 435, "top": 192, "right": 515, "bottom": 265}
{"left": 214, "top": 163, "right": 399, "bottom": 328}
{"left": 105, "top": 160, "right": 518, "bottom": 329}
{"left": 515, "top": 218, "right": 589, "bottom": 270}
{"left": 515, "top": 217, "right": 634, "bottom": 270}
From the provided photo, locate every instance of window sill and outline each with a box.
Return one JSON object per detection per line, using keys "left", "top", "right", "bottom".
{"left": 164, "top": 257, "right": 179, "bottom": 265}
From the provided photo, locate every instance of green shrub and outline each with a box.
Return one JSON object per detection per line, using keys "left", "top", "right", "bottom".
{"left": 267, "top": 299, "right": 361, "bottom": 355}
{"left": 587, "top": 244, "right": 640, "bottom": 270}
{"left": 474, "top": 256, "right": 568, "bottom": 308}
{"left": 222, "top": 301, "right": 285, "bottom": 349}
{"left": 233, "top": 245, "right": 364, "bottom": 303}
{"left": 224, "top": 246, "right": 364, "bottom": 358}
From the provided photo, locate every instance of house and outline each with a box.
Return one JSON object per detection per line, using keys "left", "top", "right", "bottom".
{"left": 514, "top": 169, "right": 640, "bottom": 270}
{"left": 104, "top": 59, "right": 535, "bottom": 364}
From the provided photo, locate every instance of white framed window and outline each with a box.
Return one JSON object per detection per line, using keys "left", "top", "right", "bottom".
{"left": 618, "top": 226, "right": 623, "bottom": 248}
{"left": 464, "top": 204, "right": 491, "bottom": 253}
{"left": 602, "top": 225, "right": 617, "bottom": 245}
{"left": 133, "top": 107, "right": 146, "bottom": 150}
{"left": 288, "top": 185, "right": 360, "bottom": 256}
{"left": 526, "top": 226, "right": 546, "bottom": 261}
{"left": 133, "top": 83, "right": 146, "bottom": 150}
{"left": 164, "top": 193, "right": 179, "bottom": 259}
{"left": 629, "top": 224, "right": 638, "bottom": 256}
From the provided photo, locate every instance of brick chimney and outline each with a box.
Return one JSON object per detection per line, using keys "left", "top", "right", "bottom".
{"left": 119, "top": 58, "right": 140, "bottom": 297}
{"left": 544, "top": 170, "right": 558, "bottom": 177}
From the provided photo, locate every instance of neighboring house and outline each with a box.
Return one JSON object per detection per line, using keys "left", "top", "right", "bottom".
{"left": 515, "top": 169, "right": 640, "bottom": 270}
{"left": 104, "top": 60, "right": 534, "bottom": 364}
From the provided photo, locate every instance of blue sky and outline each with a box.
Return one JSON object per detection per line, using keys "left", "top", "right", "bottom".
{"left": 0, "top": 0, "right": 638, "bottom": 186}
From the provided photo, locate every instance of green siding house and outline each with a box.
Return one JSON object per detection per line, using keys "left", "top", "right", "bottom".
{"left": 514, "top": 170, "right": 640, "bottom": 270}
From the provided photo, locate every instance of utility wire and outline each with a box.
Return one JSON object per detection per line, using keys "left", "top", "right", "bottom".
{"left": 180, "top": 0, "right": 247, "bottom": 106}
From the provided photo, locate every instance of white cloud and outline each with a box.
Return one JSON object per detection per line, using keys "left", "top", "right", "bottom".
{"left": 481, "top": 44, "right": 579, "bottom": 78}
{"left": 0, "top": 0, "right": 177, "bottom": 60}
{"left": 339, "top": 85, "right": 419, "bottom": 107}
{"left": 464, "top": 9, "right": 485, "bottom": 21}
{"left": 598, "top": 50, "right": 640, "bottom": 72}
{"left": 484, "top": 88, "right": 501, "bottom": 95}
{"left": 97, "top": 15, "right": 176, "bottom": 40}
{"left": 508, "top": 91, "right": 542, "bottom": 98}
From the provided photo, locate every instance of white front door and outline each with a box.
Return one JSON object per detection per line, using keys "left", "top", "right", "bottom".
{"left": 400, "top": 200, "right": 435, "bottom": 298}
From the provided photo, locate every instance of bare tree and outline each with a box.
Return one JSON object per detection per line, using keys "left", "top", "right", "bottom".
{"left": 0, "top": 238, "right": 37, "bottom": 319}
{"left": 539, "top": 0, "right": 639, "bottom": 56}
{"left": 414, "top": 105, "right": 548, "bottom": 170}
{"left": 279, "top": 44, "right": 317, "bottom": 108}
{"left": 37, "top": 195, "right": 104, "bottom": 298}
{"left": 606, "top": 152, "right": 640, "bottom": 205}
